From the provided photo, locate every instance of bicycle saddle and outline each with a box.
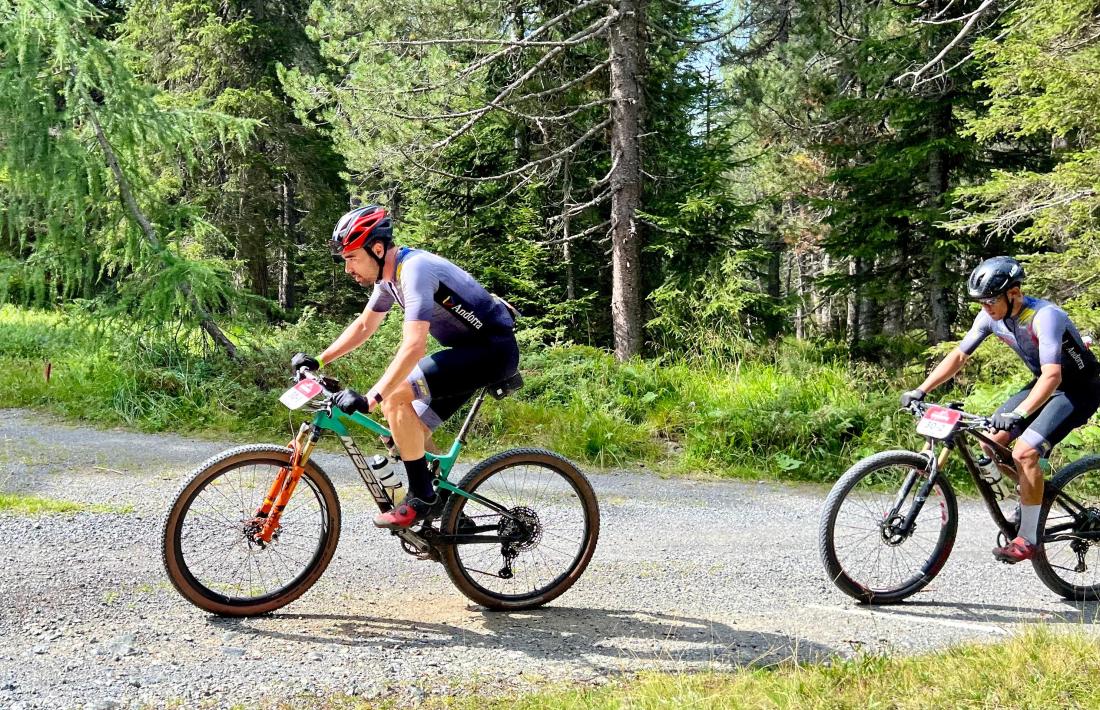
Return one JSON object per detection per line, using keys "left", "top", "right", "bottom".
{"left": 488, "top": 371, "right": 524, "bottom": 400}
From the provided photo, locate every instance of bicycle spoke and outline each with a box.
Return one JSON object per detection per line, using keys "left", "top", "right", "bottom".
{"left": 177, "top": 461, "right": 326, "bottom": 602}
{"left": 829, "top": 461, "right": 950, "bottom": 594}
{"left": 453, "top": 462, "right": 587, "bottom": 600}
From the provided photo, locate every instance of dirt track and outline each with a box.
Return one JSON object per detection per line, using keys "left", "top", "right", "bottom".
{"left": 1, "top": 408, "right": 1098, "bottom": 708}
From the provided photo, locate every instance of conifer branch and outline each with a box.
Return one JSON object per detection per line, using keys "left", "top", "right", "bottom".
{"left": 83, "top": 88, "right": 240, "bottom": 361}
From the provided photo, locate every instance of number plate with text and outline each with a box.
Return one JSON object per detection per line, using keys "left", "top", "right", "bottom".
{"left": 279, "top": 379, "right": 324, "bottom": 410}
{"left": 916, "top": 405, "right": 963, "bottom": 440}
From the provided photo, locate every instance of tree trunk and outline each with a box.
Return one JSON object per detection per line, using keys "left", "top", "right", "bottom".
{"left": 765, "top": 239, "right": 782, "bottom": 338}
{"left": 511, "top": 1, "right": 530, "bottom": 162}
{"left": 795, "top": 252, "right": 806, "bottom": 340}
{"left": 927, "top": 101, "right": 954, "bottom": 343}
{"left": 561, "top": 157, "right": 576, "bottom": 301}
{"left": 608, "top": 0, "right": 645, "bottom": 360}
{"left": 819, "top": 252, "right": 832, "bottom": 335}
{"left": 860, "top": 257, "right": 881, "bottom": 340}
{"left": 883, "top": 235, "right": 909, "bottom": 336}
{"left": 84, "top": 89, "right": 239, "bottom": 361}
{"left": 847, "top": 257, "right": 861, "bottom": 347}
{"left": 278, "top": 178, "right": 297, "bottom": 312}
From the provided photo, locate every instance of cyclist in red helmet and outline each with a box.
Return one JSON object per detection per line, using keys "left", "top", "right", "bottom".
{"left": 291, "top": 205, "right": 519, "bottom": 529}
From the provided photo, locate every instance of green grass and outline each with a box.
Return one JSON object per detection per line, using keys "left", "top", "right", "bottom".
{"left": 445, "top": 628, "right": 1100, "bottom": 709}
{"left": 0, "top": 492, "right": 131, "bottom": 515}
{"left": 4, "top": 304, "right": 1095, "bottom": 482}
{"left": 274, "top": 628, "right": 1100, "bottom": 709}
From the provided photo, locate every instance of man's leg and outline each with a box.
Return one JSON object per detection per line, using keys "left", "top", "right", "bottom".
{"left": 373, "top": 381, "right": 438, "bottom": 529}
{"left": 980, "top": 387, "right": 1030, "bottom": 467}
{"left": 1012, "top": 440, "right": 1044, "bottom": 507}
{"left": 381, "top": 380, "right": 426, "bottom": 461}
{"left": 979, "top": 430, "right": 1013, "bottom": 463}
{"left": 1011, "top": 439, "right": 1043, "bottom": 546}
{"left": 994, "top": 390, "right": 1082, "bottom": 561}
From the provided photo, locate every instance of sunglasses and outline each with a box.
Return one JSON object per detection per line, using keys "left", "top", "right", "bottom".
{"left": 977, "top": 295, "right": 1003, "bottom": 306}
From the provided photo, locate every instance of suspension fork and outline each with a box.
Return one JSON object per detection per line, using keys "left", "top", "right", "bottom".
{"left": 895, "top": 443, "right": 949, "bottom": 535}
{"left": 255, "top": 423, "right": 319, "bottom": 543}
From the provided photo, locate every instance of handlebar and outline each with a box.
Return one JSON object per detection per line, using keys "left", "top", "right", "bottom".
{"left": 294, "top": 367, "right": 342, "bottom": 395}
{"left": 905, "top": 400, "right": 994, "bottom": 430}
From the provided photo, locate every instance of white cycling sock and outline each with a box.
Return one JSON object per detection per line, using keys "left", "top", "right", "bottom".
{"left": 1019, "top": 504, "right": 1041, "bottom": 545}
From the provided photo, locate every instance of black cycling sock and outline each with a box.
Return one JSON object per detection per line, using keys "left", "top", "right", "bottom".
{"left": 403, "top": 456, "right": 435, "bottom": 502}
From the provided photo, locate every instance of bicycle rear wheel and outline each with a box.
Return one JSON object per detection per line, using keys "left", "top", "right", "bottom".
{"left": 439, "top": 448, "right": 599, "bottom": 610}
{"left": 162, "top": 445, "right": 341, "bottom": 616}
{"left": 1032, "top": 455, "right": 1100, "bottom": 601}
{"left": 820, "top": 450, "right": 957, "bottom": 604}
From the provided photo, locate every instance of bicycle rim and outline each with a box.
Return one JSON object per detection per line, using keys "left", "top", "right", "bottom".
{"left": 444, "top": 451, "right": 598, "bottom": 608}
{"left": 172, "top": 459, "right": 332, "bottom": 607}
{"left": 823, "top": 451, "right": 956, "bottom": 603}
{"left": 1035, "top": 458, "right": 1100, "bottom": 599}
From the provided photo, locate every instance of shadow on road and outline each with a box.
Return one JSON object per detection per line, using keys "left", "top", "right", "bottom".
{"left": 858, "top": 599, "right": 1100, "bottom": 626}
{"left": 227, "top": 607, "right": 834, "bottom": 670}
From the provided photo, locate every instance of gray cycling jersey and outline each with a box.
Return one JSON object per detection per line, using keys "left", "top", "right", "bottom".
{"left": 958, "top": 295, "right": 1098, "bottom": 385}
{"left": 367, "top": 247, "right": 515, "bottom": 347}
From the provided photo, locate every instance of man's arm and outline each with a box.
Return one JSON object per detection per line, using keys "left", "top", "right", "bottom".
{"left": 319, "top": 307, "right": 386, "bottom": 366}
{"left": 371, "top": 320, "right": 430, "bottom": 400}
{"left": 916, "top": 348, "right": 971, "bottom": 395}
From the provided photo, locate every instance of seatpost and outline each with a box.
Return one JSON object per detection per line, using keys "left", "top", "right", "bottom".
{"left": 456, "top": 390, "right": 488, "bottom": 445}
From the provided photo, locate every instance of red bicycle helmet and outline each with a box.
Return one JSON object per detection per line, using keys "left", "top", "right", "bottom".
{"left": 330, "top": 205, "right": 393, "bottom": 268}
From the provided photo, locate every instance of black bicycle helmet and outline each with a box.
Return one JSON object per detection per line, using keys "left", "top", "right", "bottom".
{"left": 967, "top": 256, "right": 1024, "bottom": 300}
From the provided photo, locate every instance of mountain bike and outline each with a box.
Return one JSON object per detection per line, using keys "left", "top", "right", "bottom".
{"left": 161, "top": 368, "right": 600, "bottom": 616}
{"left": 820, "top": 400, "right": 1100, "bottom": 603}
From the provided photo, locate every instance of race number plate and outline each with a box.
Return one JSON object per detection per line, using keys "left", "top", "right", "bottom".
{"left": 279, "top": 379, "right": 324, "bottom": 410}
{"left": 916, "top": 405, "right": 962, "bottom": 440}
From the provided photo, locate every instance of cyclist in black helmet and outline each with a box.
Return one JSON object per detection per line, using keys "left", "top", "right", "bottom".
{"left": 289, "top": 205, "right": 520, "bottom": 529}
{"left": 900, "top": 256, "right": 1100, "bottom": 563}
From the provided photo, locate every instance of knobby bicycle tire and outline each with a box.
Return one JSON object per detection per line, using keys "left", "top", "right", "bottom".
{"left": 1032, "top": 455, "right": 1100, "bottom": 601}
{"left": 439, "top": 448, "right": 599, "bottom": 610}
{"left": 162, "top": 445, "right": 341, "bottom": 616}
{"left": 820, "top": 450, "right": 957, "bottom": 604}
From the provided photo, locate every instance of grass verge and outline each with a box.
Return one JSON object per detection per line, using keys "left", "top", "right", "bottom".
{"left": 432, "top": 627, "right": 1100, "bottom": 709}
{"left": 0, "top": 492, "right": 132, "bottom": 515}
{"left": 6, "top": 304, "right": 1096, "bottom": 482}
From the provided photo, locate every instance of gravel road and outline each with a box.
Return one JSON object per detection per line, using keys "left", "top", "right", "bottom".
{"left": 2, "top": 408, "right": 1098, "bottom": 708}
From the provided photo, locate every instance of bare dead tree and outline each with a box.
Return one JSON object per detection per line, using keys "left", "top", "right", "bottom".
{"left": 320, "top": 0, "right": 753, "bottom": 359}
{"left": 894, "top": 0, "right": 1019, "bottom": 88}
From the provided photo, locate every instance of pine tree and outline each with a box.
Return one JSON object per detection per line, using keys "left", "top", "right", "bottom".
{"left": 282, "top": 0, "right": 750, "bottom": 357}
{"left": 948, "top": 0, "right": 1100, "bottom": 331}
{"left": 120, "top": 0, "right": 348, "bottom": 317}
{"left": 0, "top": 0, "right": 252, "bottom": 357}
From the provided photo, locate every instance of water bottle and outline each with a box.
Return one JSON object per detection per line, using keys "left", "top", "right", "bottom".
{"left": 979, "top": 455, "right": 1019, "bottom": 501}
{"left": 976, "top": 455, "right": 1002, "bottom": 486}
{"left": 369, "top": 454, "right": 403, "bottom": 492}
{"left": 976, "top": 455, "right": 1006, "bottom": 501}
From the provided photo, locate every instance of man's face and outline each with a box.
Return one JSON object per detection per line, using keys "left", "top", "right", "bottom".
{"left": 341, "top": 245, "right": 384, "bottom": 286}
{"left": 980, "top": 286, "right": 1021, "bottom": 321}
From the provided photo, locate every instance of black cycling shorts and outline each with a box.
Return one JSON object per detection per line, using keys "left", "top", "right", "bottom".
{"left": 997, "top": 378, "right": 1100, "bottom": 457}
{"left": 405, "top": 334, "right": 520, "bottom": 430}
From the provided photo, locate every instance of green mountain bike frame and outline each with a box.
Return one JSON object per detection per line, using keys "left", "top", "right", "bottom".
{"left": 259, "top": 383, "right": 517, "bottom": 557}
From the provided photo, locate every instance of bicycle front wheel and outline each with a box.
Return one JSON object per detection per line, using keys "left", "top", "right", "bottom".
{"left": 1032, "top": 455, "right": 1100, "bottom": 601}
{"left": 439, "top": 448, "right": 600, "bottom": 611}
{"left": 820, "top": 450, "right": 957, "bottom": 604}
{"left": 162, "top": 445, "right": 341, "bottom": 616}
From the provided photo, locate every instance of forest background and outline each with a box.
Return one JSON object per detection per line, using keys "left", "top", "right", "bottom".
{"left": 3, "top": 0, "right": 1100, "bottom": 482}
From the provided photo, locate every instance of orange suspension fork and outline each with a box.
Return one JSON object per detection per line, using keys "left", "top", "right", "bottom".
{"left": 257, "top": 423, "right": 316, "bottom": 543}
